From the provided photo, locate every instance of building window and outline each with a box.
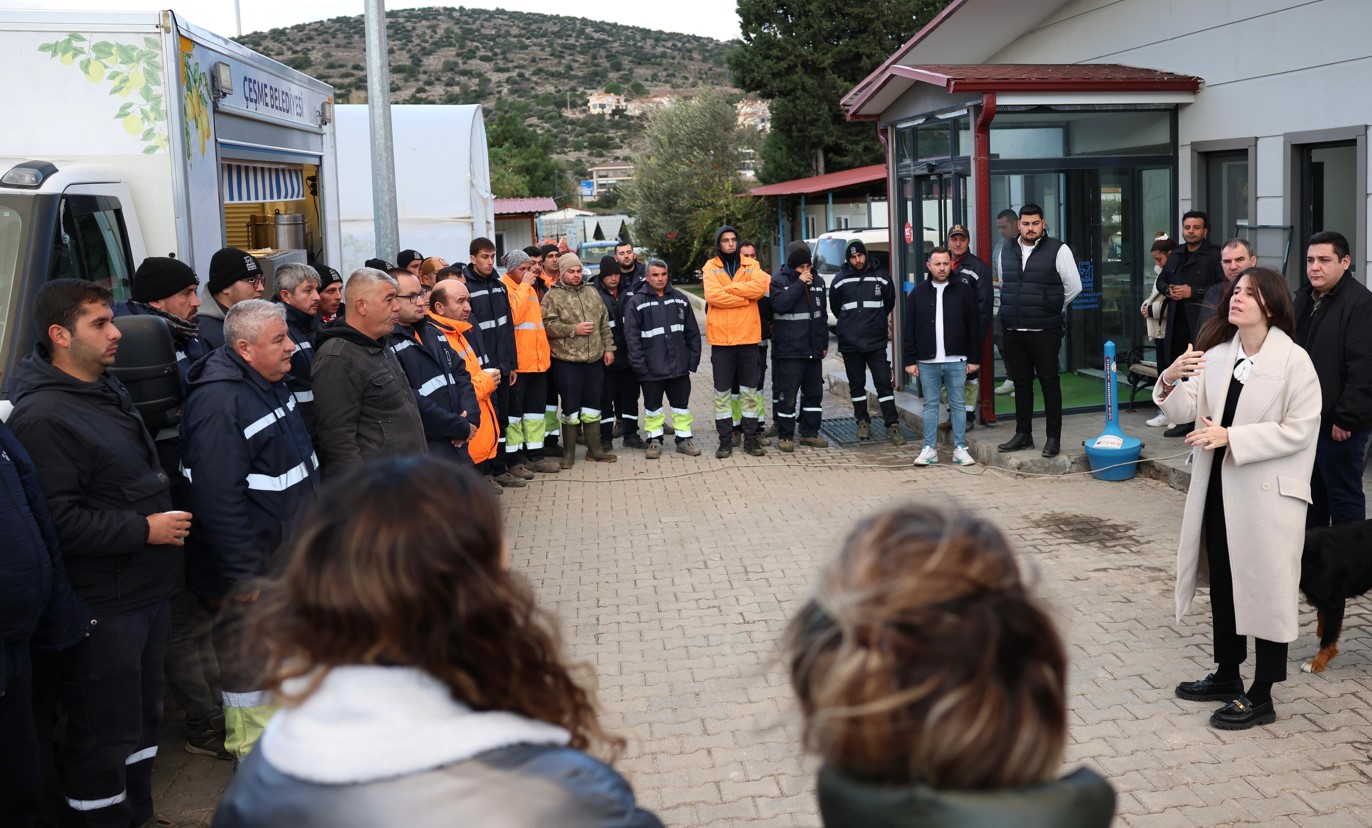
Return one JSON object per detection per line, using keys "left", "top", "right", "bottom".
{"left": 1201, "top": 149, "right": 1250, "bottom": 240}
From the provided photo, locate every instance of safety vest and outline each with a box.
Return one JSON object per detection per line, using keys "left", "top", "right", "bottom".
{"left": 501, "top": 274, "right": 552, "bottom": 373}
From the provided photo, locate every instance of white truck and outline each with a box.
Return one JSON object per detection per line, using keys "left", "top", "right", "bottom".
{"left": 0, "top": 9, "right": 340, "bottom": 390}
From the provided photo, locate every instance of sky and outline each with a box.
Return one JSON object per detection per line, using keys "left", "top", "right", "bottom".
{"left": 6, "top": 0, "right": 744, "bottom": 41}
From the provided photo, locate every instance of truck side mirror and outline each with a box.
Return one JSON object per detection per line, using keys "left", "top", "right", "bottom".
{"left": 110, "top": 315, "right": 183, "bottom": 432}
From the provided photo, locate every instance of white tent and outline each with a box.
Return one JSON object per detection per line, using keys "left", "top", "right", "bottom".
{"left": 335, "top": 104, "right": 494, "bottom": 274}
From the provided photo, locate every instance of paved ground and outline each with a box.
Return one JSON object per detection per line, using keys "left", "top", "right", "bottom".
{"left": 147, "top": 331, "right": 1372, "bottom": 827}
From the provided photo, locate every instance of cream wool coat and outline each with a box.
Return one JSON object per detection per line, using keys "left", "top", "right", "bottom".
{"left": 1154, "top": 328, "right": 1321, "bottom": 643}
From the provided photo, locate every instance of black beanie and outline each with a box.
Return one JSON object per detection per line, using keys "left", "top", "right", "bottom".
{"left": 312, "top": 262, "right": 342, "bottom": 288}
{"left": 522, "top": 245, "right": 542, "bottom": 259}
{"left": 397, "top": 249, "right": 423, "bottom": 268}
{"left": 539, "top": 243, "right": 560, "bottom": 258}
{"left": 846, "top": 240, "right": 868, "bottom": 260}
{"left": 364, "top": 257, "right": 396, "bottom": 272}
{"left": 785, "top": 242, "right": 812, "bottom": 270}
{"left": 208, "top": 247, "right": 263, "bottom": 295}
{"left": 132, "top": 257, "right": 198, "bottom": 303}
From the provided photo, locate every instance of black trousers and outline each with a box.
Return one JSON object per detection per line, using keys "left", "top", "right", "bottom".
{"left": 509, "top": 369, "right": 549, "bottom": 461}
{"left": 486, "top": 377, "right": 511, "bottom": 475}
{"left": 552, "top": 359, "right": 606, "bottom": 423}
{"left": 0, "top": 640, "right": 40, "bottom": 827}
{"left": 732, "top": 341, "right": 771, "bottom": 421}
{"left": 774, "top": 358, "right": 823, "bottom": 440}
{"left": 1002, "top": 328, "right": 1063, "bottom": 439}
{"left": 600, "top": 369, "right": 640, "bottom": 438}
{"left": 641, "top": 376, "right": 693, "bottom": 441}
{"left": 53, "top": 599, "right": 169, "bottom": 828}
{"left": 841, "top": 349, "right": 897, "bottom": 425}
{"left": 1206, "top": 477, "right": 1287, "bottom": 683}
{"left": 712, "top": 344, "right": 761, "bottom": 439}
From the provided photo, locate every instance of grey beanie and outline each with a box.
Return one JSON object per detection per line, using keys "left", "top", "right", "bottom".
{"left": 501, "top": 249, "right": 532, "bottom": 271}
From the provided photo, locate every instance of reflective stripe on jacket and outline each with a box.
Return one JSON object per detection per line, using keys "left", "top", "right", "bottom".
{"left": 501, "top": 274, "right": 551, "bottom": 373}
{"left": 426, "top": 312, "right": 499, "bottom": 464}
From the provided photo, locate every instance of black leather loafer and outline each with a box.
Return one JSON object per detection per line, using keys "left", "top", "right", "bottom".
{"left": 1042, "top": 437, "right": 1061, "bottom": 457}
{"left": 1175, "top": 673, "right": 1244, "bottom": 702}
{"left": 1210, "top": 695, "right": 1276, "bottom": 730}
{"left": 997, "top": 433, "right": 1034, "bottom": 452}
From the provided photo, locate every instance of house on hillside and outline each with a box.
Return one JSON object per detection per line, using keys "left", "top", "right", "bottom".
{"left": 736, "top": 99, "right": 770, "bottom": 132}
{"left": 843, "top": 0, "right": 1372, "bottom": 406}
{"left": 587, "top": 91, "right": 626, "bottom": 117}
{"left": 589, "top": 161, "right": 634, "bottom": 198}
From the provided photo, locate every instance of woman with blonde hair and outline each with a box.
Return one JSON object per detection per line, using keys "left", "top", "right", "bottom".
{"left": 213, "top": 456, "right": 660, "bottom": 827}
{"left": 785, "top": 503, "right": 1115, "bottom": 827}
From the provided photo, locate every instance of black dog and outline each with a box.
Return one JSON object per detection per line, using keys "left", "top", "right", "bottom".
{"left": 1299, "top": 520, "right": 1372, "bottom": 673}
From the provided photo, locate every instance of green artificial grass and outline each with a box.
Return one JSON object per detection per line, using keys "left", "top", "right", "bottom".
{"left": 993, "top": 372, "right": 1115, "bottom": 415}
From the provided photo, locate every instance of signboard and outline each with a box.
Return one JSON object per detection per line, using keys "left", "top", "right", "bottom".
{"left": 903, "top": 222, "right": 914, "bottom": 244}
{"left": 211, "top": 48, "right": 329, "bottom": 131}
{"left": 579, "top": 179, "right": 595, "bottom": 198}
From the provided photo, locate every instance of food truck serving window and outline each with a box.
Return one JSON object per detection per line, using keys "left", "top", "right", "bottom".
{"left": 221, "top": 162, "right": 305, "bottom": 204}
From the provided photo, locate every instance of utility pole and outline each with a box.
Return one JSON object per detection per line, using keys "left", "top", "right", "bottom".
{"left": 364, "top": 0, "right": 399, "bottom": 263}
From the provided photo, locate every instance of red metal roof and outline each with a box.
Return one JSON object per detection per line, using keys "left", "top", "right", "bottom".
{"left": 747, "top": 164, "right": 887, "bottom": 198}
{"left": 493, "top": 197, "right": 557, "bottom": 215}
{"left": 898, "top": 64, "right": 1202, "bottom": 93}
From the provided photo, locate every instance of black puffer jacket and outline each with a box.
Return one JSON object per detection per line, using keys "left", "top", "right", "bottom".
{"left": 622, "top": 281, "right": 702, "bottom": 381}
{"left": 770, "top": 265, "right": 828, "bottom": 360}
{"left": 595, "top": 278, "right": 633, "bottom": 373}
{"left": 181, "top": 347, "right": 320, "bottom": 598}
{"left": 829, "top": 258, "right": 895, "bottom": 353}
{"left": 8, "top": 348, "right": 177, "bottom": 614}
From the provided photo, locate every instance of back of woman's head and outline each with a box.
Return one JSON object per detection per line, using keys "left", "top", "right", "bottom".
{"left": 786, "top": 503, "right": 1067, "bottom": 790}
{"left": 249, "top": 455, "right": 619, "bottom": 753}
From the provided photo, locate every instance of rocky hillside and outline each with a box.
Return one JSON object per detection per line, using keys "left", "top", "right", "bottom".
{"left": 237, "top": 6, "right": 741, "bottom": 175}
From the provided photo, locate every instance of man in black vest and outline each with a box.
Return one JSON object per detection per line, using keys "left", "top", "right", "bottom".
{"left": 996, "top": 204, "right": 1082, "bottom": 458}
{"left": 1157, "top": 210, "right": 1224, "bottom": 437}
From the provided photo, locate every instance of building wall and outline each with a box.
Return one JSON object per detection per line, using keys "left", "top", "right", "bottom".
{"left": 495, "top": 216, "right": 535, "bottom": 256}
{"left": 989, "top": 0, "right": 1372, "bottom": 275}
{"left": 791, "top": 201, "right": 886, "bottom": 239}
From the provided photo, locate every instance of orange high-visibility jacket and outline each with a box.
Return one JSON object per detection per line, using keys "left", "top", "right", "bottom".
{"left": 501, "top": 274, "right": 552, "bottom": 373}
{"left": 426, "top": 311, "right": 498, "bottom": 464}
{"left": 702, "top": 255, "right": 769, "bottom": 346}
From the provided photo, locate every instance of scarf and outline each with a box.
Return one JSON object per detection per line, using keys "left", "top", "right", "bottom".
{"left": 133, "top": 301, "right": 199, "bottom": 346}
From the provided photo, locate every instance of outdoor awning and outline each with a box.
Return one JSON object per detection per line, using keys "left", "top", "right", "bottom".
{"left": 494, "top": 196, "right": 557, "bottom": 215}
{"left": 220, "top": 161, "right": 305, "bottom": 204}
{"left": 747, "top": 164, "right": 887, "bottom": 198}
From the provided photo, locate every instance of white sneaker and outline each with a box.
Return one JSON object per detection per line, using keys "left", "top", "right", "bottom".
{"left": 913, "top": 446, "right": 939, "bottom": 466}
{"left": 1145, "top": 412, "right": 1172, "bottom": 428}
{"left": 952, "top": 446, "right": 976, "bottom": 466}
{"left": 994, "top": 380, "right": 1015, "bottom": 395}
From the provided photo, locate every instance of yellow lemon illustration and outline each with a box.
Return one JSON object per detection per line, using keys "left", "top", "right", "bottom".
{"left": 84, "top": 61, "right": 106, "bottom": 82}
{"left": 123, "top": 114, "right": 143, "bottom": 136}
{"left": 60, "top": 52, "right": 74, "bottom": 65}
{"left": 127, "top": 69, "right": 145, "bottom": 90}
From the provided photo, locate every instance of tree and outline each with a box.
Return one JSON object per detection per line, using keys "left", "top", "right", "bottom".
{"left": 728, "top": 0, "right": 947, "bottom": 184}
{"left": 627, "top": 91, "right": 769, "bottom": 277}
{"left": 486, "top": 104, "right": 566, "bottom": 198}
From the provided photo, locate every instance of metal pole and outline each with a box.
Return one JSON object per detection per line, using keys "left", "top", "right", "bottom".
{"left": 364, "top": 0, "right": 399, "bottom": 263}
{"left": 234, "top": 0, "right": 242, "bottom": 37}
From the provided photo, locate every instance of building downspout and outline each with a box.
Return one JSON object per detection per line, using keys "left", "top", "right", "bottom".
{"left": 882, "top": 122, "right": 904, "bottom": 388}
{"left": 974, "top": 92, "right": 997, "bottom": 425}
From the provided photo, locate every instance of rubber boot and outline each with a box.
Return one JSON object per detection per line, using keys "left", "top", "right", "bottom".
{"left": 560, "top": 424, "right": 579, "bottom": 469}
{"left": 585, "top": 424, "right": 618, "bottom": 463}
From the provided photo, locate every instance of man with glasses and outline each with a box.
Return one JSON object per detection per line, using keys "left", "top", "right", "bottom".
{"left": 311, "top": 267, "right": 426, "bottom": 476}
{"left": 197, "top": 247, "right": 265, "bottom": 350}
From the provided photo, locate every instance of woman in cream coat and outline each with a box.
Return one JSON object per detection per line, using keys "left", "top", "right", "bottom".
{"left": 1154, "top": 266, "right": 1321, "bottom": 731}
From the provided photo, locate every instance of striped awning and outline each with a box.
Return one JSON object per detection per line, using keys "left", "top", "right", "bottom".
{"left": 221, "top": 162, "right": 305, "bottom": 204}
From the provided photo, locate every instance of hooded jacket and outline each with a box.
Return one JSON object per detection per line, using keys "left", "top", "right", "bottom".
{"left": 281, "top": 302, "right": 320, "bottom": 434}
{"left": 501, "top": 273, "right": 552, "bottom": 374}
{"left": 8, "top": 347, "right": 177, "bottom": 614}
{"left": 622, "top": 280, "right": 702, "bottom": 382}
{"left": 830, "top": 256, "right": 895, "bottom": 354}
{"left": 815, "top": 765, "right": 1115, "bottom": 828}
{"left": 195, "top": 281, "right": 229, "bottom": 350}
{"left": 388, "top": 322, "right": 481, "bottom": 466}
{"left": 425, "top": 312, "right": 499, "bottom": 465}
{"left": 769, "top": 264, "right": 828, "bottom": 360}
{"left": 181, "top": 347, "right": 320, "bottom": 598}
{"left": 594, "top": 275, "right": 633, "bottom": 373}
{"left": 542, "top": 281, "right": 614, "bottom": 364}
{"left": 213, "top": 665, "right": 663, "bottom": 828}
{"left": 702, "top": 225, "right": 770, "bottom": 347}
{"left": 463, "top": 264, "right": 519, "bottom": 376}
{"left": 0, "top": 420, "right": 93, "bottom": 686}
{"left": 311, "top": 322, "right": 427, "bottom": 477}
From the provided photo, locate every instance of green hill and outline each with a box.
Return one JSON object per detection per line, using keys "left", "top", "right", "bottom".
{"left": 236, "top": 6, "right": 742, "bottom": 182}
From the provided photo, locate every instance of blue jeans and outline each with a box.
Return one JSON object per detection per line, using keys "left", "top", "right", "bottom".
{"left": 1308, "top": 425, "right": 1372, "bottom": 528}
{"left": 919, "top": 360, "right": 967, "bottom": 449}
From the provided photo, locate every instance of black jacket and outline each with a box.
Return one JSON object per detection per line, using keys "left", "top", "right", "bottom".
{"left": 180, "top": 348, "right": 320, "bottom": 598}
{"left": 281, "top": 302, "right": 320, "bottom": 435}
{"left": 311, "top": 323, "right": 428, "bottom": 477}
{"left": 770, "top": 265, "right": 828, "bottom": 360}
{"left": 830, "top": 259, "right": 895, "bottom": 353}
{"left": 902, "top": 278, "right": 981, "bottom": 364}
{"left": 622, "top": 282, "right": 702, "bottom": 382}
{"left": 951, "top": 251, "right": 993, "bottom": 345}
{"left": 1155, "top": 240, "right": 1223, "bottom": 337}
{"left": 389, "top": 322, "right": 481, "bottom": 465}
{"left": 595, "top": 280, "right": 633, "bottom": 372}
{"left": 0, "top": 421, "right": 93, "bottom": 678}
{"left": 1294, "top": 273, "right": 1372, "bottom": 431}
{"left": 1000, "top": 235, "right": 1067, "bottom": 330}
{"left": 463, "top": 265, "right": 518, "bottom": 376}
{"left": 8, "top": 348, "right": 177, "bottom": 614}
{"left": 815, "top": 765, "right": 1115, "bottom": 828}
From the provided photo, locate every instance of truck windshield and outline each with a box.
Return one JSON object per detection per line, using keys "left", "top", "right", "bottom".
{"left": 813, "top": 238, "right": 848, "bottom": 275}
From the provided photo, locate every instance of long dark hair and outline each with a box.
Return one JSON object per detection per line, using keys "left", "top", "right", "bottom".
{"left": 246, "top": 456, "right": 623, "bottom": 756}
{"left": 1195, "top": 267, "right": 1295, "bottom": 352}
